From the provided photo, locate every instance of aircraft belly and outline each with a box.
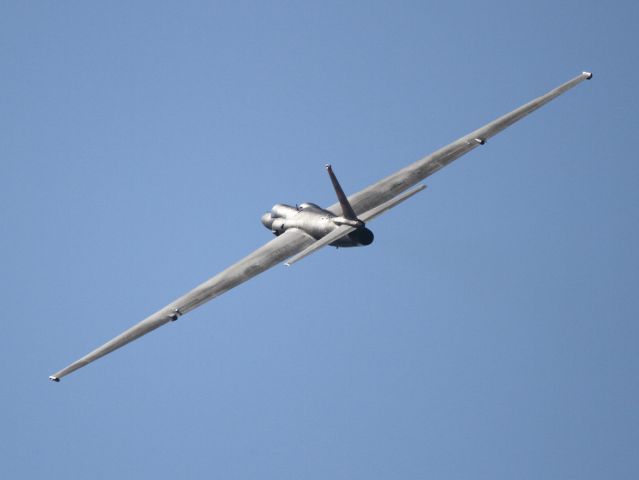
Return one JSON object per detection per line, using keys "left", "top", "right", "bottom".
{"left": 283, "top": 211, "right": 336, "bottom": 240}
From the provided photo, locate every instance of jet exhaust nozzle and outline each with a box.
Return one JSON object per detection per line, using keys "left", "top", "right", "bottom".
{"left": 350, "top": 227, "right": 374, "bottom": 246}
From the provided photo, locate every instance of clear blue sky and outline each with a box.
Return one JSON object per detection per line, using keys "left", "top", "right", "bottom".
{"left": 2, "top": 1, "right": 637, "bottom": 479}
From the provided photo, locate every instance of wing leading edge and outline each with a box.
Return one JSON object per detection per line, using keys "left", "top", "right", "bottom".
{"left": 50, "top": 71, "right": 592, "bottom": 381}
{"left": 49, "top": 228, "right": 316, "bottom": 381}
{"left": 327, "top": 71, "right": 593, "bottom": 217}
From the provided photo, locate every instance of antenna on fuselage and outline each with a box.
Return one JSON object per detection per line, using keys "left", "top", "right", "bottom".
{"left": 325, "top": 164, "right": 359, "bottom": 221}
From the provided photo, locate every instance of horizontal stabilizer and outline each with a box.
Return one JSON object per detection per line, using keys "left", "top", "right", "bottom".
{"left": 285, "top": 224, "right": 355, "bottom": 266}
{"left": 359, "top": 184, "right": 426, "bottom": 222}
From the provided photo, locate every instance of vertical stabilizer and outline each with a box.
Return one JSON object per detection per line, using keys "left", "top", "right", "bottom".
{"left": 325, "top": 164, "right": 358, "bottom": 221}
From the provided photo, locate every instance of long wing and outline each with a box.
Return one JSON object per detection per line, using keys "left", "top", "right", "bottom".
{"left": 327, "top": 72, "right": 592, "bottom": 217}
{"left": 49, "top": 228, "right": 315, "bottom": 381}
{"left": 288, "top": 72, "right": 592, "bottom": 267}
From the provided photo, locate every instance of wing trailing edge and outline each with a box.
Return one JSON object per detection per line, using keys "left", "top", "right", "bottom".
{"left": 325, "top": 71, "right": 594, "bottom": 218}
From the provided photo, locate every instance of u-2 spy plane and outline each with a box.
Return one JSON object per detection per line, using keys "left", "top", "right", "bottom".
{"left": 50, "top": 72, "right": 593, "bottom": 381}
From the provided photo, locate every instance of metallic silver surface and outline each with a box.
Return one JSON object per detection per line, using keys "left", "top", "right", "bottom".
{"left": 325, "top": 164, "right": 359, "bottom": 221}
{"left": 285, "top": 184, "right": 427, "bottom": 266}
{"left": 49, "top": 228, "right": 316, "bottom": 380}
{"left": 285, "top": 224, "right": 356, "bottom": 266}
{"left": 324, "top": 72, "right": 593, "bottom": 218}
{"left": 50, "top": 72, "right": 592, "bottom": 381}
{"left": 359, "top": 184, "right": 427, "bottom": 223}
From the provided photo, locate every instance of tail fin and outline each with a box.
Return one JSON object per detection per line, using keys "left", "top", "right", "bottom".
{"left": 325, "top": 164, "right": 358, "bottom": 221}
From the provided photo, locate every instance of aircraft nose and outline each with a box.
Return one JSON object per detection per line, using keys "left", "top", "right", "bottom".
{"left": 261, "top": 212, "right": 274, "bottom": 229}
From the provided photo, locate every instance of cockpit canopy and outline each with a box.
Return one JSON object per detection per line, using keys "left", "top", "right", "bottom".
{"left": 298, "top": 202, "right": 323, "bottom": 211}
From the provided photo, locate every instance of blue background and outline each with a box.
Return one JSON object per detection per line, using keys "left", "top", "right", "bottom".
{"left": 2, "top": 1, "right": 637, "bottom": 478}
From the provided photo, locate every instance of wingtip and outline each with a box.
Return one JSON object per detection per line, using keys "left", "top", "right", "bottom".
{"left": 583, "top": 71, "right": 593, "bottom": 80}
{"left": 49, "top": 375, "right": 60, "bottom": 383}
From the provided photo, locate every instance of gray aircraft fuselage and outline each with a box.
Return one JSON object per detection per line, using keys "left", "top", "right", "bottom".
{"left": 261, "top": 203, "right": 374, "bottom": 247}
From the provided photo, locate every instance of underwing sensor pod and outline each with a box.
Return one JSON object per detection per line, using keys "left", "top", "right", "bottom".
{"left": 49, "top": 72, "right": 593, "bottom": 381}
{"left": 261, "top": 165, "right": 375, "bottom": 249}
